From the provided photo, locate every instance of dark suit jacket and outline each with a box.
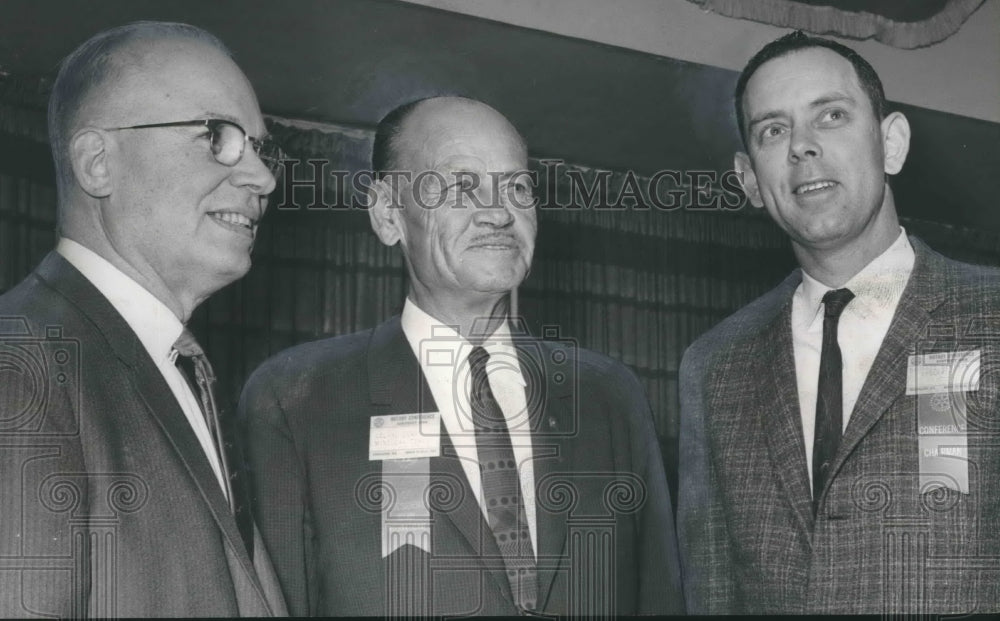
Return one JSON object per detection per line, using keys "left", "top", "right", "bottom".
{"left": 678, "top": 237, "right": 1000, "bottom": 614}
{"left": 0, "top": 253, "right": 287, "bottom": 617}
{"left": 240, "top": 315, "right": 683, "bottom": 616}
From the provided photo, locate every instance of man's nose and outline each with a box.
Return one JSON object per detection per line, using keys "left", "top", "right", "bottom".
{"left": 788, "top": 125, "right": 822, "bottom": 163}
{"left": 472, "top": 185, "right": 515, "bottom": 227}
{"left": 233, "top": 146, "right": 278, "bottom": 196}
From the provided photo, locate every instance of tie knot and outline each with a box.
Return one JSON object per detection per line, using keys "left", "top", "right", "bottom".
{"left": 173, "top": 328, "right": 205, "bottom": 359}
{"left": 468, "top": 345, "right": 490, "bottom": 378}
{"left": 467, "top": 346, "right": 498, "bottom": 417}
{"left": 822, "top": 288, "right": 855, "bottom": 319}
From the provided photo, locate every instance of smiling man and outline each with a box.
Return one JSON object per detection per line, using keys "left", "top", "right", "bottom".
{"left": 0, "top": 22, "right": 286, "bottom": 616}
{"left": 240, "top": 96, "right": 683, "bottom": 616}
{"left": 677, "top": 31, "right": 1000, "bottom": 614}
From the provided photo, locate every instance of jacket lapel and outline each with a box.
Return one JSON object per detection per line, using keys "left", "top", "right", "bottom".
{"left": 365, "top": 317, "right": 511, "bottom": 602}
{"left": 516, "top": 339, "right": 575, "bottom": 609}
{"left": 826, "top": 238, "right": 949, "bottom": 491}
{"left": 755, "top": 302, "right": 816, "bottom": 535}
{"left": 35, "top": 252, "right": 273, "bottom": 612}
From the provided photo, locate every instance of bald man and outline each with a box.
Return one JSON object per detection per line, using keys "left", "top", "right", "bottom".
{"left": 241, "top": 96, "right": 684, "bottom": 616}
{"left": 0, "top": 22, "right": 286, "bottom": 616}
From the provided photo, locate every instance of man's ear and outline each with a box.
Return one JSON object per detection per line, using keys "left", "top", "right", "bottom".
{"left": 881, "top": 111, "right": 911, "bottom": 176}
{"left": 367, "top": 178, "right": 403, "bottom": 246}
{"left": 734, "top": 151, "right": 764, "bottom": 208}
{"left": 69, "top": 129, "right": 112, "bottom": 198}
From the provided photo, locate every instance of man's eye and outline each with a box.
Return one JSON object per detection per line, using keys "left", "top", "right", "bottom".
{"left": 451, "top": 173, "right": 479, "bottom": 192}
{"left": 821, "top": 109, "right": 847, "bottom": 123}
{"left": 759, "top": 125, "right": 785, "bottom": 140}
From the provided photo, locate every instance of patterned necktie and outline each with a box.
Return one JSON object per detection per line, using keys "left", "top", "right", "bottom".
{"left": 467, "top": 346, "right": 537, "bottom": 611}
{"left": 813, "top": 288, "right": 855, "bottom": 515}
{"left": 173, "top": 328, "right": 255, "bottom": 559}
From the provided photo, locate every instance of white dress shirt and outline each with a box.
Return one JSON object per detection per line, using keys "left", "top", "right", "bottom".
{"left": 792, "top": 229, "right": 915, "bottom": 491}
{"left": 401, "top": 298, "right": 537, "bottom": 556}
{"left": 56, "top": 238, "right": 228, "bottom": 496}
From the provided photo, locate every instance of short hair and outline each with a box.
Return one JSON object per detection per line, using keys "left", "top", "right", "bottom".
{"left": 734, "top": 30, "right": 886, "bottom": 148}
{"left": 371, "top": 98, "right": 429, "bottom": 180}
{"left": 372, "top": 95, "right": 527, "bottom": 181}
{"left": 47, "top": 21, "right": 232, "bottom": 198}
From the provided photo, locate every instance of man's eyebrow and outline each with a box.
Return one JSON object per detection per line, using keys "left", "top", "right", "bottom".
{"left": 747, "top": 93, "right": 857, "bottom": 130}
{"left": 202, "top": 112, "right": 241, "bottom": 125}
{"left": 491, "top": 170, "right": 530, "bottom": 183}
{"left": 205, "top": 112, "right": 269, "bottom": 138}
{"left": 747, "top": 110, "right": 783, "bottom": 130}
{"left": 809, "top": 93, "right": 856, "bottom": 109}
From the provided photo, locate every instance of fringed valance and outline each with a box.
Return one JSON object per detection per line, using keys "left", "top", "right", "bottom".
{"left": 688, "top": 0, "right": 986, "bottom": 48}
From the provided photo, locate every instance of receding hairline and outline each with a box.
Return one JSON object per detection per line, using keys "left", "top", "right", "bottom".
{"left": 82, "top": 35, "right": 238, "bottom": 118}
{"left": 54, "top": 23, "right": 232, "bottom": 114}
{"left": 392, "top": 97, "right": 527, "bottom": 167}
{"left": 49, "top": 22, "right": 237, "bottom": 197}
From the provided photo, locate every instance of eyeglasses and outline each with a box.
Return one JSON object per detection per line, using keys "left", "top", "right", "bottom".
{"left": 106, "top": 119, "right": 286, "bottom": 178}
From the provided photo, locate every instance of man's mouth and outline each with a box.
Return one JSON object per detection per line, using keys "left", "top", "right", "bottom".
{"left": 469, "top": 236, "right": 518, "bottom": 250}
{"left": 793, "top": 180, "right": 837, "bottom": 195}
{"left": 209, "top": 211, "right": 257, "bottom": 232}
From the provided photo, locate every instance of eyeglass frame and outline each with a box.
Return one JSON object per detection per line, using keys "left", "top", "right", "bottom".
{"left": 103, "top": 118, "right": 286, "bottom": 177}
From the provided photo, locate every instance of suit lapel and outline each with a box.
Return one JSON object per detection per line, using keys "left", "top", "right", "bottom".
{"left": 365, "top": 318, "right": 511, "bottom": 602}
{"left": 516, "top": 339, "right": 575, "bottom": 609}
{"left": 435, "top": 431, "right": 511, "bottom": 602}
{"left": 754, "top": 303, "right": 816, "bottom": 535}
{"left": 35, "top": 253, "right": 272, "bottom": 611}
{"left": 827, "top": 238, "right": 949, "bottom": 488}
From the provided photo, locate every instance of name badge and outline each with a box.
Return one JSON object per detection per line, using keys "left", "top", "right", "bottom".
{"left": 906, "top": 350, "right": 979, "bottom": 395}
{"left": 369, "top": 412, "right": 441, "bottom": 461}
{"left": 908, "top": 352, "right": 975, "bottom": 495}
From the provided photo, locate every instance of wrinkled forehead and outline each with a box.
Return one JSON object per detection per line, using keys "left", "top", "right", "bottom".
{"left": 93, "top": 36, "right": 264, "bottom": 134}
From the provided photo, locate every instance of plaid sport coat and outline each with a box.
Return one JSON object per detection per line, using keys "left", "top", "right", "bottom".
{"left": 677, "top": 236, "right": 1000, "bottom": 614}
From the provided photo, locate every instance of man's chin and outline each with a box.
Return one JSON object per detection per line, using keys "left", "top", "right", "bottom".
{"left": 203, "top": 253, "right": 253, "bottom": 289}
{"left": 463, "top": 272, "right": 526, "bottom": 296}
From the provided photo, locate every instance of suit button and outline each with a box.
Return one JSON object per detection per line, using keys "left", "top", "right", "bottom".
{"left": 820, "top": 461, "right": 830, "bottom": 472}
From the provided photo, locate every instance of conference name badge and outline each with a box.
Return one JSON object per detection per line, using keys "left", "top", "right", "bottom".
{"left": 369, "top": 412, "right": 441, "bottom": 461}
{"left": 369, "top": 413, "right": 441, "bottom": 557}
{"left": 906, "top": 351, "right": 977, "bottom": 494}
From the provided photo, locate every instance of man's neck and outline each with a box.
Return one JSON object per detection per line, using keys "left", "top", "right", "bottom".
{"left": 407, "top": 291, "right": 510, "bottom": 344}
{"left": 795, "top": 226, "right": 902, "bottom": 288}
{"left": 61, "top": 232, "right": 199, "bottom": 322}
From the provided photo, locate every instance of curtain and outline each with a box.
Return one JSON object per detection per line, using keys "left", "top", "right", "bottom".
{"left": 687, "top": 0, "right": 987, "bottom": 48}
{"left": 3, "top": 78, "right": 1000, "bottom": 497}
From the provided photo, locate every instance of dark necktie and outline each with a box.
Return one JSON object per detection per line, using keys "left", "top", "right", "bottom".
{"left": 813, "top": 288, "right": 855, "bottom": 515}
{"left": 467, "top": 346, "right": 537, "bottom": 612}
{"left": 173, "top": 328, "right": 255, "bottom": 559}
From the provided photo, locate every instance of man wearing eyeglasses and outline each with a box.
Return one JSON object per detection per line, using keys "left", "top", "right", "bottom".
{"left": 0, "top": 21, "right": 286, "bottom": 617}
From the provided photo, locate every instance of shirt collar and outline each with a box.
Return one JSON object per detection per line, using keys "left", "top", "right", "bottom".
{"left": 400, "top": 297, "right": 524, "bottom": 386}
{"left": 799, "top": 228, "right": 915, "bottom": 330}
{"left": 56, "top": 238, "right": 184, "bottom": 363}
